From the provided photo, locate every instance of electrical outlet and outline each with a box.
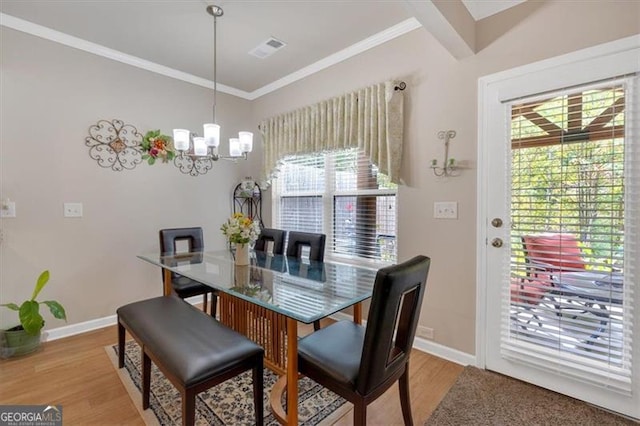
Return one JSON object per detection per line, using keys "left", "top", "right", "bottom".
{"left": 434, "top": 201, "right": 458, "bottom": 219}
{"left": 417, "top": 326, "right": 434, "bottom": 339}
{"left": 64, "top": 202, "right": 83, "bottom": 218}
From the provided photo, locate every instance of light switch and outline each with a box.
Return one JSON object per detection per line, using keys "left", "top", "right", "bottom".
{"left": 64, "top": 202, "right": 83, "bottom": 218}
{"left": 434, "top": 201, "right": 458, "bottom": 219}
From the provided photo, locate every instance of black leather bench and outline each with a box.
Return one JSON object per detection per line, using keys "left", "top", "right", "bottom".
{"left": 117, "top": 296, "right": 264, "bottom": 426}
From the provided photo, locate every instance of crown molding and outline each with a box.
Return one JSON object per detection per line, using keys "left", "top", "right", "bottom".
{"left": 247, "top": 17, "right": 422, "bottom": 100}
{"left": 1, "top": 12, "right": 421, "bottom": 101}
{"left": 0, "top": 13, "right": 251, "bottom": 99}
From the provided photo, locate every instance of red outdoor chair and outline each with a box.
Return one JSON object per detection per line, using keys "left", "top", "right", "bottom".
{"left": 511, "top": 233, "right": 585, "bottom": 327}
{"left": 515, "top": 233, "right": 623, "bottom": 343}
{"left": 522, "top": 233, "right": 587, "bottom": 273}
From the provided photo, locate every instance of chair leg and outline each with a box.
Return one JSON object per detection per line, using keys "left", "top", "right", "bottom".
{"left": 142, "top": 351, "right": 151, "bottom": 410}
{"left": 253, "top": 355, "right": 264, "bottom": 425}
{"left": 399, "top": 366, "right": 414, "bottom": 426}
{"left": 313, "top": 320, "right": 321, "bottom": 331}
{"left": 210, "top": 292, "right": 218, "bottom": 318}
{"left": 117, "top": 321, "right": 125, "bottom": 368}
{"left": 182, "top": 389, "right": 196, "bottom": 426}
{"left": 202, "top": 293, "right": 208, "bottom": 314}
{"left": 353, "top": 401, "right": 367, "bottom": 426}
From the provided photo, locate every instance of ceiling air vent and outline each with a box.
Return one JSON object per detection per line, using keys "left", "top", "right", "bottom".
{"left": 248, "top": 37, "right": 287, "bottom": 59}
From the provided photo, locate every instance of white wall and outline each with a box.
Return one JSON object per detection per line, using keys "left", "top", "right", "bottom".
{"left": 250, "top": 0, "right": 639, "bottom": 354}
{"left": 0, "top": 28, "right": 252, "bottom": 329}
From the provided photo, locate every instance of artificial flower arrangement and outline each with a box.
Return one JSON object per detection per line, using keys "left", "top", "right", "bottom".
{"left": 221, "top": 212, "right": 261, "bottom": 245}
{"left": 140, "top": 130, "right": 176, "bottom": 165}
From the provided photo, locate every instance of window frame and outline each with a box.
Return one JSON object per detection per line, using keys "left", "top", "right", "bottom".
{"left": 272, "top": 150, "right": 398, "bottom": 267}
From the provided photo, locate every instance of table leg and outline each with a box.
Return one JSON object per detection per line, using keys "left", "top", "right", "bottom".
{"left": 269, "top": 318, "right": 299, "bottom": 425}
{"left": 163, "top": 269, "right": 172, "bottom": 296}
{"left": 286, "top": 317, "right": 298, "bottom": 425}
{"left": 354, "top": 302, "right": 362, "bottom": 324}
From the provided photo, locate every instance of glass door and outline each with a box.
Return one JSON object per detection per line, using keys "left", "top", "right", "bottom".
{"left": 480, "top": 42, "right": 639, "bottom": 420}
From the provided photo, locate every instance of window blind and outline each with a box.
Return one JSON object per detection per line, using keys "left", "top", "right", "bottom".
{"left": 274, "top": 148, "right": 397, "bottom": 263}
{"left": 505, "top": 77, "right": 637, "bottom": 393}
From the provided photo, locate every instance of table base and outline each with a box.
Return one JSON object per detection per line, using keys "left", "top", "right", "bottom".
{"left": 218, "top": 293, "right": 362, "bottom": 425}
{"left": 218, "top": 294, "right": 297, "bottom": 424}
{"left": 218, "top": 293, "right": 288, "bottom": 375}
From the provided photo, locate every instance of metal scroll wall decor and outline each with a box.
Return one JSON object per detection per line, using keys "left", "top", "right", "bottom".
{"left": 174, "top": 154, "right": 215, "bottom": 177}
{"left": 85, "top": 119, "right": 143, "bottom": 171}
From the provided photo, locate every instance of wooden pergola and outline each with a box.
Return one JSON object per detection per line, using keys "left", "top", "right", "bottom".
{"left": 511, "top": 87, "right": 625, "bottom": 149}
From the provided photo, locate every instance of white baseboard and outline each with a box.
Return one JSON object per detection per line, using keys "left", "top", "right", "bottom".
{"left": 412, "top": 336, "right": 476, "bottom": 366}
{"left": 43, "top": 314, "right": 117, "bottom": 342}
{"left": 330, "top": 312, "right": 355, "bottom": 322}
{"left": 328, "top": 312, "right": 476, "bottom": 366}
{"left": 42, "top": 302, "right": 476, "bottom": 367}
{"left": 42, "top": 296, "right": 203, "bottom": 342}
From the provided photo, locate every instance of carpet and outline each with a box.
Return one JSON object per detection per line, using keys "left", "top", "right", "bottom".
{"left": 426, "top": 366, "right": 636, "bottom": 425}
{"left": 106, "top": 340, "right": 348, "bottom": 425}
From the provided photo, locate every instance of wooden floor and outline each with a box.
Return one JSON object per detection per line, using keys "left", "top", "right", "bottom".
{"left": 0, "top": 320, "right": 464, "bottom": 425}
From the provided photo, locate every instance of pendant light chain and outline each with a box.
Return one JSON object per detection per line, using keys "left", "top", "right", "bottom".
{"left": 212, "top": 10, "right": 217, "bottom": 124}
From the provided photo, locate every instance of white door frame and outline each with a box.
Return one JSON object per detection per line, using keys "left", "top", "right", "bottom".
{"left": 475, "top": 35, "right": 640, "bottom": 416}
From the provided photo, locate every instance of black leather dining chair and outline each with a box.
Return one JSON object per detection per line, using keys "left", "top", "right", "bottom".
{"left": 254, "top": 228, "right": 286, "bottom": 255}
{"left": 286, "top": 231, "right": 326, "bottom": 330}
{"left": 297, "top": 255, "right": 431, "bottom": 426}
{"left": 159, "top": 227, "right": 218, "bottom": 317}
{"left": 286, "top": 231, "right": 326, "bottom": 262}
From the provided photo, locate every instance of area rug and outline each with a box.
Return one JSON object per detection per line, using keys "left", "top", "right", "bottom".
{"left": 426, "top": 366, "right": 636, "bottom": 425}
{"left": 106, "top": 340, "right": 348, "bottom": 425}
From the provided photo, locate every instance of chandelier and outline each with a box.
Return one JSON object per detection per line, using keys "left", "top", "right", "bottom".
{"left": 173, "top": 5, "right": 253, "bottom": 176}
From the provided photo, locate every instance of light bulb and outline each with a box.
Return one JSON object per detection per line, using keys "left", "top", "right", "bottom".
{"left": 203, "top": 123, "right": 220, "bottom": 147}
{"left": 239, "top": 131, "right": 253, "bottom": 153}
{"left": 193, "top": 137, "right": 208, "bottom": 156}
{"left": 229, "top": 138, "right": 242, "bottom": 157}
{"left": 173, "top": 129, "right": 190, "bottom": 151}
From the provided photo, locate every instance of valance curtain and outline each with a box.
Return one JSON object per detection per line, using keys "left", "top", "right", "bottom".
{"left": 260, "top": 80, "right": 405, "bottom": 184}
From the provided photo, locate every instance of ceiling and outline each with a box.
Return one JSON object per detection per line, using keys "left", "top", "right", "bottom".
{"left": 0, "top": 1, "right": 525, "bottom": 98}
{"left": 462, "top": 0, "right": 526, "bottom": 20}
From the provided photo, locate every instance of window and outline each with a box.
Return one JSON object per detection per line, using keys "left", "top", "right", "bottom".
{"left": 273, "top": 148, "right": 397, "bottom": 264}
{"left": 507, "top": 79, "right": 634, "bottom": 390}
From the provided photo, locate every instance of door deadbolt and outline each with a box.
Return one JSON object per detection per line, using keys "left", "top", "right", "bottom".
{"left": 491, "top": 218, "right": 503, "bottom": 228}
{"left": 491, "top": 238, "right": 503, "bottom": 248}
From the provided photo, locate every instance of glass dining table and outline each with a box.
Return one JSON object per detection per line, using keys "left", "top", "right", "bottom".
{"left": 137, "top": 249, "right": 379, "bottom": 425}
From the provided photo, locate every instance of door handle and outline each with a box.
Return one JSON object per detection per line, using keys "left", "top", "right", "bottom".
{"left": 491, "top": 218, "right": 503, "bottom": 228}
{"left": 491, "top": 238, "right": 503, "bottom": 248}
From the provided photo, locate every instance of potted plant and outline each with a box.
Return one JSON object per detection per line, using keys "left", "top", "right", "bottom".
{"left": 0, "top": 270, "right": 67, "bottom": 358}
